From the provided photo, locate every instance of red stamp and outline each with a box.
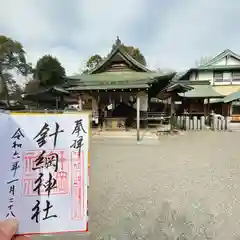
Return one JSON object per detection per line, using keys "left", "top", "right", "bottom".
{"left": 22, "top": 150, "right": 69, "bottom": 196}
{"left": 71, "top": 151, "right": 85, "bottom": 220}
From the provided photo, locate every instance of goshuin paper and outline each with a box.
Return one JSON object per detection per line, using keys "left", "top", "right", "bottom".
{"left": 0, "top": 113, "right": 89, "bottom": 235}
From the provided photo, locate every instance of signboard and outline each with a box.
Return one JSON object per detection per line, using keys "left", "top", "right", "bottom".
{"left": 133, "top": 92, "right": 148, "bottom": 111}
{"left": 0, "top": 112, "right": 90, "bottom": 235}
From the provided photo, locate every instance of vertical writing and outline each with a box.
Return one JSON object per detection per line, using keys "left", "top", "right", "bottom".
{"left": 70, "top": 118, "right": 86, "bottom": 220}
{"left": 6, "top": 128, "right": 25, "bottom": 218}
{"left": 22, "top": 150, "right": 69, "bottom": 196}
{"left": 31, "top": 150, "right": 59, "bottom": 223}
{"left": 33, "top": 122, "right": 64, "bottom": 149}
{"left": 70, "top": 119, "right": 86, "bottom": 151}
{"left": 31, "top": 122, "right": 64, "bottom": 223}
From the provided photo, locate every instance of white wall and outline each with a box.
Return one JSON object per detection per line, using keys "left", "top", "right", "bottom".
{"left": 189, "top": 70, "right": 240, "bottom": 85}
{"left": 186, "top": 54, "right": 240, "bottom": 86}
{"left": 227, "top": 57, "right": 240, "bottom": 65}
{"left": 210, "top": 56, "right": 240, "bottom": 66}
{"left": 189, "top": 71, "right": 213, "bottom": 82}
{"left": 190, "top": 71, "right": 239, "bottom": 85}
{"left": 212, "top": 58, "right": 226, "bottom": 65}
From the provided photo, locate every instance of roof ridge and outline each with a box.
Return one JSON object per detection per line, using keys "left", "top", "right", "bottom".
{"left": 202, "top": 49, "right": 240, "bottom": 67}
{"left": 88, "top": 37, "right": 151, "bottom": 74}
{"left": 120, "top": 47, "right": 151, "bottom": 72}
{"left": 88, "top": 41, "right": 121, "bottom": 74}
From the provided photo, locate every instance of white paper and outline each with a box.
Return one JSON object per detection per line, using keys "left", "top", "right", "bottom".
{"left": 107, "top": 104, "right": 113, "bottom": 110}
{"left": 0, "top": 112, "right": 89, "bottom": 235}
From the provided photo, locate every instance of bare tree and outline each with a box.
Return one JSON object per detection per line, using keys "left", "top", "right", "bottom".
{"left": 195, "top": 57, "right": 212, "bottom": 67}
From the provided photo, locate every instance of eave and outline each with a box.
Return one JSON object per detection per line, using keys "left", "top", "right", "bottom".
{"left": 66, "top": 71, "right": 166, "bottom": 85}
{"left": 178, "top": 85, "right": 224, "bottom": 99}
{"left": 65, "top": 72, "right": 176, "bottom": 92}
{"left": 22, "top": 86, "right": 70, "bottom": 101}
{"left": 223, "top": 90, "right": 240, "bottom": 103}
{"left": 67, "top": 84, "right": 149, "bottom": 91}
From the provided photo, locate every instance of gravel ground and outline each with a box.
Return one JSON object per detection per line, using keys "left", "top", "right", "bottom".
{"left": 89, "top": 132, "right": 240, "bottom": 240}
{"left": 34, "top": 131, "right": 240, "bottom": 239}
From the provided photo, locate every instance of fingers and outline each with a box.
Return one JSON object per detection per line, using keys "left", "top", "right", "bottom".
{"left": 0, "top": 219, "right": 18, "bottom": 240}
{"left": 13, "top": 236, "right": 30, "bottom": 240}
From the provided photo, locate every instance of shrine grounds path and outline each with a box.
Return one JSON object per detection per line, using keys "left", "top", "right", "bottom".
{"left": 36, "top": 131, "right": 240, "bottom": 240}
{"left": 89, "top": 132, "right": 240, "bottom": 240}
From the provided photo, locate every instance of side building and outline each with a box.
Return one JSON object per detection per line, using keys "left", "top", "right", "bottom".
{"left": 176, "top": 49, "right": 240, "bottom": 121}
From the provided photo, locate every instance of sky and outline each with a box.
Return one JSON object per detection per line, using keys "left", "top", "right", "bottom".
{"left": 0, "top": 0, "right": 240, "bottom": 77}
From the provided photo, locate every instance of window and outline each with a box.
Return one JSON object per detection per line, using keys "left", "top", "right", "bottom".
{"left": 213, "top": 72, "right": 223, "bottom": 82}
{"left": 232, "top": 71, "right": 240, "bottom": 82}
{"left": 195, "top": 72, "right": 199, "bottom": 80}
{"left": 232, "top": 101, "right": 240, "bottom": 114}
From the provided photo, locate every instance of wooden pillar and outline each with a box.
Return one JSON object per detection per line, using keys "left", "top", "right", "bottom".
{"left": 207, "top": 98, "right": 210, "bottom": 115}
{"left": 109, "top": 92, "right": 111, "bottom": 105}
{"left": 136, "top": 94, "right": 140, "bottom": 141}
{"left": 222, "top": 102, "right": 224, "bottom": 116}
{"left": 56, "top": 96, "right": 62, "bottom": 110}
{"left": 55, "top": 97, "right": 59, "bottom": 110}
{"left": 78, "top": 95, "right": 82, "bottom": 111}
{"left": 170, "top": 96, "right": 174, "bottom": 132}
{"left": 204, "top": 98, "right": 210, "bottom": 121}
{"left": 204, "top": 99, "right": 206, "bottom": 119}
{"left": 229, "top": 102, "right": 232, "bottom": 116}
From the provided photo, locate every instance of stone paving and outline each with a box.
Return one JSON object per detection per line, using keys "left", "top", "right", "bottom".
{"left": 35, "top": 131, "right": 240, "bottom": 239}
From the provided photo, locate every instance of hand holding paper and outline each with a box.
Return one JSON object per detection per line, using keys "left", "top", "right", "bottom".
{"left": 0, "top": 219, "right": 29, "bottom": 240}
{"left": 0, "top": 113, "right": 89, "bottom": 235}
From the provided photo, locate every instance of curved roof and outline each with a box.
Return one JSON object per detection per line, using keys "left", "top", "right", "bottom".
{"left": 179, "top": 85, "right": 224, "bottom": 98}
{"left": 88, "top": 37, "right": 151, "bottom": 74}
{"left": 223, "top": 90, "right": 240, "bottom": 103}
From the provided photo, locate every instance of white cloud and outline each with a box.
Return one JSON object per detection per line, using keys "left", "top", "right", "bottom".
{"left": 147, "top": 0, "right": 240, "bottom": 71}
{"left": 0, "top": 0, "right": 240, "bottom": 77}
{"left": 0, "top": 0, "right": 147, "bottom": 76}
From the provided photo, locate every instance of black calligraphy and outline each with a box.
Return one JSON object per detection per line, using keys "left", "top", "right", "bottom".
{"left": 70, "top": 136, "right": 83, "bottom": 149}
{"left": 33, "top": 123, "right": 49, "bottom": 148}
{"left": 6, "top": 128, "right": 25, "bottom": 218}
{"left": 71, "top": 119, "right": 86, "bottom": 137}
{"left": 31, "top": 200, "right": 41, "bottom": 223}
{"left": 33, "top": 122, "right": 64, "bottom": 148}
{"left": 32, "top": 150, "right": 59, "bottom": 172}
{"left": 11, "top": 161, "right": 20, "bottom": 177}
{"left": 31, "top": 200, "right": 57, "bottom": 223}
{"left": 33, "top": 172, "right": 57, "bottom": 197}
{"left": 44, "top": 172, "right": 57, "bottom": 197}
{"left": 33, "top": 172, "right": 44, "bottom": 196}
{"left": 49, "top": 123, "right": 64, "bottom": 148}
{"left": 70, "top": 119, "right": 86, "bottom": 151}
{"left": 31, "top": 150, "right": 58, "bottom": 223}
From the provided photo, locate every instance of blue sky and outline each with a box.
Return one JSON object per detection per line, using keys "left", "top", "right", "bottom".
{"left": 0, "top": 0, "right": 240, "bottom": 75}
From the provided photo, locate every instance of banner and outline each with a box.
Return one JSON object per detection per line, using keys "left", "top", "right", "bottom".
{"left": 0, "top": 112, "right": 90, "bottom": 235}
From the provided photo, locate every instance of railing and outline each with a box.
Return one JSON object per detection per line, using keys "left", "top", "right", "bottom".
{"left": 232, "top": 77, "right": 240, "bottom": 82}
{"left": 214, "top": 78, "right": 224, "bottom": 82}
{"left": 213, "top": 78, "right": 240, "bottom": 84}
{"left": 145, "top": 112, "right": 169, "bottom": 121}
